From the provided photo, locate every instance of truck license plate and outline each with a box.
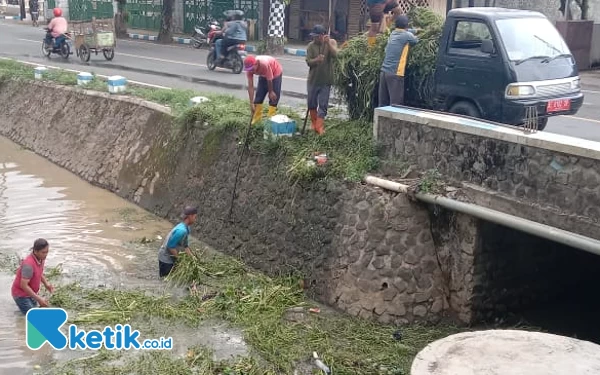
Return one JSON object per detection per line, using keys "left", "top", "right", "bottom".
{"left": 547, "top": 99, "right": 571, "bottom": 113}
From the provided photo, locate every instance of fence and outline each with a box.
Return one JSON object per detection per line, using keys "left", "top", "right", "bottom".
{"left": 126, "top": 0, "right": 162, "bottom": 31}
{"left": 183, "top": 0, "right": 259, "bottom": 35}
{"left": 68, "top": 0, "right": 113, "bottom": 21}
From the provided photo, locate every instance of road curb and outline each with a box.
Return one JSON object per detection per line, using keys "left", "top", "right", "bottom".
{"left": 125, "top": 33, "right": 310, "bottom": 55}
{"left": 0, "top": 15, "right": 20, "bottom": 20}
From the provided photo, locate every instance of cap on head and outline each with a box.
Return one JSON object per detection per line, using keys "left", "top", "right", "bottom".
{"left": 310, "top": 24, "right": 327, "bottom": 37}
{"left": 53, "top": 7, "right": 62, "bottom": 17}
{"left": 244, "top": 55, "right": 256, "bottom": 72}
{"left": 395, "top": 15, "right": 409, "bottom": 29}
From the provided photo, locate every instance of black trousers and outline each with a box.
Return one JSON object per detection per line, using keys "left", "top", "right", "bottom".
{"left": 159, "top": 261, "right": 174, "bottom": 278}
{"left": 221, "top": 38, "right": 244, "bottom": 58}
{"left": 378, "top": 71, "right": 405, "bottom": 107}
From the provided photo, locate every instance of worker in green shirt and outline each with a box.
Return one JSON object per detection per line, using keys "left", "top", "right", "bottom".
{"left": 305, "top": 25, "right": 338, "bottom": 135}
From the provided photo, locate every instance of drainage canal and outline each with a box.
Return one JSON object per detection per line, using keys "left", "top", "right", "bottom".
{"left": 472, "top": 221, "right": 600, "bottom": 343}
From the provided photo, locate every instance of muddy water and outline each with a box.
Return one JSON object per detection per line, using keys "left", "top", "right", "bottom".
{"left": 0, "top": 136, "right": 247, "bottom": 374}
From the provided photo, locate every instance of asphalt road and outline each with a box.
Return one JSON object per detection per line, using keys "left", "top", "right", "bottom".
{"left": 1, "top": 20, "right": 599, "bottom": 141}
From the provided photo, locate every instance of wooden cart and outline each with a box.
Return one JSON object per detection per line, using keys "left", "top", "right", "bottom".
{"left": 72, "top": 18, "right": 116, "bottom": 63}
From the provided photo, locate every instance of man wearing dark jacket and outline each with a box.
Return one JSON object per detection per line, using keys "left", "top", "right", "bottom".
{"left": 378, "top": 15, "right": 418, "bottom": 107}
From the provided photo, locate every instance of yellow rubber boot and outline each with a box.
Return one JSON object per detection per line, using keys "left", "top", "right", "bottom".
{"left": 267, "top": 105, "right": 277, "bottom": 118}
{"left": 251, "top": 104, "right": 263, "bottom": 125}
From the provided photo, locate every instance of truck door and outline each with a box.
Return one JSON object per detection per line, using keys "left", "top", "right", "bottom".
{"left": 436, "top": 18, "right": 506, "bottom": 122}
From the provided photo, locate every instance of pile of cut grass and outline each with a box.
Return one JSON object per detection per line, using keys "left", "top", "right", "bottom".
{"left": 46, "top": 249, "right": 462, "bottom": 374}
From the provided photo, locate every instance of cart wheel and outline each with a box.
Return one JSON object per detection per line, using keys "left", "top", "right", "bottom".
{"left": 103, "top": 48, "right": 115, "bottom": 61}
{"left": 79, "top": 45, "right": 91, "bottom": 63}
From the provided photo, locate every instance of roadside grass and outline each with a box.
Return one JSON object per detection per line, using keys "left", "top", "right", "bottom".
{"left": 44, "top": 249, "right": 462, "bottom": 375}
{"left": 0, "top": 58, "right": 378, "bottom": 182}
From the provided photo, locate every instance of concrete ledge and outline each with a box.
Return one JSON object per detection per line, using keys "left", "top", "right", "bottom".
{"left": 411, "top": 330, "right": 600, "bottom": 374}
{"left": 25, "top": 80, "right": 172, "bottom": 115}
{"left": 374, "top": 106, "right": 600, "bottom": 161}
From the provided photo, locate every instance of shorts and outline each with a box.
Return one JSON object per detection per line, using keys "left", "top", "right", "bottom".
{"left": 368, "top": 0, "right": 399, "bottom": 23}
{"left": 14, "top": 296, "right": 38, "bottom": 315}
{"left": 253, "top": 74, "right": 283, "bottom": 107}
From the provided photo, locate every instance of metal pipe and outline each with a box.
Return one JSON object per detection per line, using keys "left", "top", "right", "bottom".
{"left": 364, "top": 175, "right": 600, "bottom": 257}
{"left": 364, "top": 175, "right": 409, "bottom": 193}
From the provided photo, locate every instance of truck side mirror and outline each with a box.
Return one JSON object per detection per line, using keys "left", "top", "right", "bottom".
{"left": 481, "top": 39, "right": 495, "bottom": 54}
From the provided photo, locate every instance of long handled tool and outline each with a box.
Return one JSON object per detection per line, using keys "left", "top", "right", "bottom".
{"left": 301, "top": 108, "right": 310, "bottom": 135}
{"left": 228, "top": 109, "right": 255, "bottom": 222}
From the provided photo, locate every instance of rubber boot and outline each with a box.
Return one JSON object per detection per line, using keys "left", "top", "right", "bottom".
{"left": 251, "top": 103, "right": 263, "bottom": 125}
{"left": 309, "top": 109, "right": 318, "bottom": 131}
{"left": 267, "top": 105, "right": 277, "bottom": 118}
{"left": 314, "top": 117, "right": 325, "bottom": 135}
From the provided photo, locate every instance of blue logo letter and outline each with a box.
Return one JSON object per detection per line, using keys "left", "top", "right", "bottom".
{"left": 26, "top": 308, "right": 68, "bottom": 350}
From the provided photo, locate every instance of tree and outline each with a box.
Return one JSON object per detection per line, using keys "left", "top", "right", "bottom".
{"left": 158, "top": 0, "right": 175, "bottom": 43}
{"left": 266, "top": 0, "right": 289, "bottom": 55}
{"left": 559, "top": 0, "right": 589, "bottom": 20}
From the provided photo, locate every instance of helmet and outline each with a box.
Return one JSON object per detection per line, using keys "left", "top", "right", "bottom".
{"left": 53, "top": 8, "right": 62, "bottom": 17}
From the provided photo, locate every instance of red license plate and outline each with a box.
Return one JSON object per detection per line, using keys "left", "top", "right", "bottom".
{"left": 546, "top": 99, "right": 571, "bottom": 113}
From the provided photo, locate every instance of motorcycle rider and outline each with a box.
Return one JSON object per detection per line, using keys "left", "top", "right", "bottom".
{"left": 216, "top": 12, "right": 247, "bottom": 63}
{"left": 45, "top": 8, "right": 68, "bottom": 48}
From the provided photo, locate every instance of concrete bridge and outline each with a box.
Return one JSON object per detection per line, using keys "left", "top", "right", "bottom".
{"left": 371, "top": 106, "right": 600, "bottom": 325}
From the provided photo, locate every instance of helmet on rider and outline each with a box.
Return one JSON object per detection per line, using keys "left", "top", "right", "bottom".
{"left": 53, "top": 8, "right": 62, "bottom": 17}
{"left": 233, "top": 12, "right": 243, "bottom": 21}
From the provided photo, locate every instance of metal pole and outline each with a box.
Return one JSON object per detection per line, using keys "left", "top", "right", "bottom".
{"left": 446, "top": 0, "right": 453, "bottom": 14}
{"left": 328, "top": 0, "right": 332, "bottom": 34}
{"left": 468, "top": 0, "right": 475, "bottom": 7}
{"left": 364, "top": 175, "right": 600, "bottom": 257}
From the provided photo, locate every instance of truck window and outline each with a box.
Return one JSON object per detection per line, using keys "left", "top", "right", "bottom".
{"left": 449, "top": 20, "right": 492, "bottom": 57}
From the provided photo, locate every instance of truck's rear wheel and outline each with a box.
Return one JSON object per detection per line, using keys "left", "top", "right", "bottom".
{"left": 449, "top": 101, "right": 480, "bottom": 118}
{"left": 536, "top": 118, "right": 548, "bottom": 131}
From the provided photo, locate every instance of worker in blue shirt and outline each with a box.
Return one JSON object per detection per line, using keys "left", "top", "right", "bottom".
{"left": 158, "top": 206, "right": 198, "bottom": 278}
{"left": 378, "top": 15, "right": 419, "bottom": 107}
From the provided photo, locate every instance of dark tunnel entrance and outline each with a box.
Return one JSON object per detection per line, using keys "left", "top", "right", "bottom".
{"left": 471, "top": 221, "right": 600, "bottom": 343}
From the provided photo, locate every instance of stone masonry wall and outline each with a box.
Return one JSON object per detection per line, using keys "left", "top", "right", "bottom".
{"left": 376, "top": 114, "right": 600, "bottom": 241}
{"left": 0, "top": 80, "right": 477, "bottom": 325}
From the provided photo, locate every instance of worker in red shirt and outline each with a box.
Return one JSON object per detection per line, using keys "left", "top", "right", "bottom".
{"left": 11, "top": 238, "right": 54, "bottom": 314}
{"left": 244, "top": 55, "right": 284, "bottom": 125}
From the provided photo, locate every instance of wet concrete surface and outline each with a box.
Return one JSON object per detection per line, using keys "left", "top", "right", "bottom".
{"left": 0, "top": 136, "right": 247, "bottom": 374}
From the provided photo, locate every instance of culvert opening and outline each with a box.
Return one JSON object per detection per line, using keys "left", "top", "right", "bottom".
{"left": 472, "top": 221, "right": 600, "bottom": 343}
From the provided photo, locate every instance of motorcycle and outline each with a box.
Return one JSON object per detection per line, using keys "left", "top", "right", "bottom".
{"left": 191, "top": 21, "right": 220, "bottom": 49}
{"left": 42, "top": 29, "right": 72, "bottom": 59}
{"left": 207, "top": 42, "right": 246, "bottom": 75}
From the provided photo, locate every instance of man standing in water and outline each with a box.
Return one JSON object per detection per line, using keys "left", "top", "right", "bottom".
{"left": 11, "top": 238, "right": 54, "bottom": 314}
{"left": 158, "top": 206, "right": 198, "bottom": 278}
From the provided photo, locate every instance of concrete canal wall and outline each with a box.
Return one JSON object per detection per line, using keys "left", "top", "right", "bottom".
{"left": 0, "top": 80, "right": 598, "bottom": 327}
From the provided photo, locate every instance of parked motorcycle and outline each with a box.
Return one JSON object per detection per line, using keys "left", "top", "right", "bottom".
{"left": 207, "top": 41, "right": 247, "bottom": 74}
{"left": 42, "top": 29, "right": 72, "bottom": 59}
{"left": 191, "top": 21, "right": 220, "bottom": 49}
